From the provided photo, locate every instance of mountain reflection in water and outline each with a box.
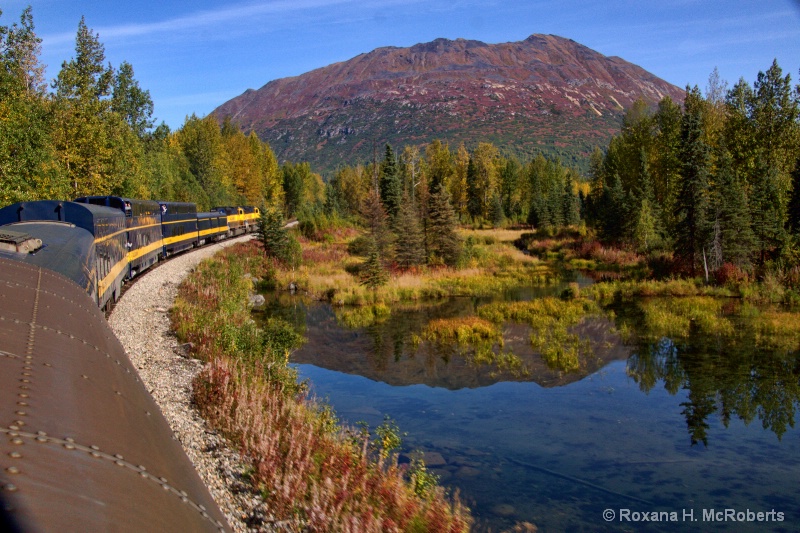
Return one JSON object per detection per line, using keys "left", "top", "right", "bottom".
{"left": 291, "top": 300, "right": 632, "bottom": 389}
{"left": 256, "top": 291, "right": 800, "bottom": 532}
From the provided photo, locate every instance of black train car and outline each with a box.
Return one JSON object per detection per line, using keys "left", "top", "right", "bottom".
{"left": 158, "top": 202, "right": 198, "bottom": 256}
{"left": 75, "top": 196, "right": 163, "bottom": 277}
{"left": 0, "top": 201, "right": 127, "bottom": 309}
{"left": 0, "top": 257, "right": 229, "bottom": 532}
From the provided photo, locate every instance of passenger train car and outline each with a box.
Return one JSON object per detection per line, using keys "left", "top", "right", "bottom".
{"left": 0, "top": 197, "right": 261, "bottom": 309}
{"left": 0, "top": 196, "right": 263, "bottom": 530}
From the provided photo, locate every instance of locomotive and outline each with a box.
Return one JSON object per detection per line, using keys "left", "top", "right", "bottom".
{"left": 0, "top": 196, "right": 263, "bottom": 532}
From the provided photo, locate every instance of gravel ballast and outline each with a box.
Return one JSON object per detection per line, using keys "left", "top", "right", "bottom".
{"left": 108, "top": 236, "right": 274, "bottom": 532}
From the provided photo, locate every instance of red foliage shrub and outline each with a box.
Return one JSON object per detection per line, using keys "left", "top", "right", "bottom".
{"left": 714, "top": 262, "right": 749, "bottom": 286}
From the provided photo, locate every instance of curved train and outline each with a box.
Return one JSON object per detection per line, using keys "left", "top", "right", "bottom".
{"left": 0, "top": 198, "right": 260, "bottom": 309}
{"left": 0, "top": 196, "right": 262, "bottom": 532}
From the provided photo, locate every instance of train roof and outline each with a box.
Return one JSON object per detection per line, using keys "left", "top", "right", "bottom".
{"left": 0, "top": 200, "right": 124, "bottom": 237}
{"left": 75, "top": 196, "right": 161, "bottom": 217}
{"left": 0, "top": 223, "right": 97, "bottom": 296}
{"left": 0, "top": 257, "right": 229, "bottom": 531}
{"left": 157, "top": 201, "right": 197, "bottom": 215}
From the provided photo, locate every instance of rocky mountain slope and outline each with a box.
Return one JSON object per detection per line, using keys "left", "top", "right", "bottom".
{"left": 214, "top": 34, "right": 685, "bottom": 175}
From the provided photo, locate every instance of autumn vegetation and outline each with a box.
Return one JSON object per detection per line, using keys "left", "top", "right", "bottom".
{"left": 4, "top": 5, "right": 800, "bottom": 528}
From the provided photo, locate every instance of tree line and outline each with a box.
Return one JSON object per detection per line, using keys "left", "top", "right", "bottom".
{"left": 0, "top": 8, "right": 293, "bottom": 211}
{"left": 584, "top": 64, "right": 800, "bottom": 277}
{"left": 5, "top": 7, "right": 800, "bottom": 282}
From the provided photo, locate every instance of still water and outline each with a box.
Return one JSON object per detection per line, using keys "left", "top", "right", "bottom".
{"left": 259, "top": 290, "right": 800, "bottom": 532}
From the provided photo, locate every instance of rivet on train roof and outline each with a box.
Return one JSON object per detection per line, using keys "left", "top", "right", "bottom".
{"left": 8, "top": 452, "right": 22, "bottom": 459}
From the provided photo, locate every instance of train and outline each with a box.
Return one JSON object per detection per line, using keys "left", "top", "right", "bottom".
{"left": 0, "top": 196, "right": 263, "bottom": 532}
{"left": 0, "top": 197, "right": 261, "bottom": 310}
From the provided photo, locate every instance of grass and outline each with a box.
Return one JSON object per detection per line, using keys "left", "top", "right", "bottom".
{"left": 418, "top": 316, "right": 529, "bottom": 377}
{"left": 173, "top": 240, "right": 472, "bottom": 532}
{"left": 478, "top": 297, "right": 600, "bottom": 373}
{"left": 276, "top": 228, "right": 557, "bottom": 310}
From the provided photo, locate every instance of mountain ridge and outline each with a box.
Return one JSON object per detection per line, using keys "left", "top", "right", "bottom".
{"left": 214, "top": 34, "right": 685, "bottom": 174}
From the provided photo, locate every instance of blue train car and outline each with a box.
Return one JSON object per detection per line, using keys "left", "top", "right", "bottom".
{"left": 0, "top": 222, "right": 98, "bottom": 299}
{"left": 158, "top": 201, "right": 198, "bottom": 256}
{"left": 197, "top": 211, "right": 228, "bottom": 245}
{"left": 75, "top": 196, "right": 163, "bottom": 277}
{"left": 0, "top": 200, "right": 127, "bottom": 308}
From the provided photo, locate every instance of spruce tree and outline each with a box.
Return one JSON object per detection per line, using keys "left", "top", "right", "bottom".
{"left": 427, "top": 184, "right": 462, "bottom": 266}
{"left": 466, "top": 156, "right": 482, "bottom": 221}
{"left": 599, "top": 174, "right": 628, "bottom": 244}
{"left": 362, "top": 188, "right": 394, "bottom": 261}
{"left": 713, "top": 148, "right": 755, "bottom": 268}
{"left": 359, "top": 249, "right": 389, "bottom": 290}
{"left": 257, "top": 205, "right": 289, "bottom": 260}
{"left": 379, "top": 144, "right": 402, "bottom": 218}
{"left": 489, "top": 192, "right": 505, "bottom": 228}
{"left": 750, "top": 157, "right": 785, "bottom": 264}
{"left": 393, "top": 191, "right": 425, "bottom": 269}
{"left": 674, "top": 86, "right": 712, "bottom": 276}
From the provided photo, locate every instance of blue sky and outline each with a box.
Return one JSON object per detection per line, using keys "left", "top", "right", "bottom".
{"left": 3, "top": 0, "right": 799, "bottom": 129}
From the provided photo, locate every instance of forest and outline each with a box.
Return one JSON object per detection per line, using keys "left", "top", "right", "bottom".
{"left": 2, "top": 7, "right": 800, "bottom": 284}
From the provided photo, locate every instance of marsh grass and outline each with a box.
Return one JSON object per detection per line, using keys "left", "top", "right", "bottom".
{"left": 637, "top": 297, "right": 734, "bottom": 340}
{"left": 419, "top": 316, "right": 529, "bottom": 377}
{"left": 276, "top": 228, "right": 556, "bottom": 310}
{"left": 173, "top": 241, "right": 472, "bottom": 532}
{"left": 477, "top": 297, "right": 600, "bottom": 373}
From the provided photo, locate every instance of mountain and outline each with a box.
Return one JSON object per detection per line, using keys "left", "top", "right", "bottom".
{"left": 213, "top": 34, "right": 685, "bottom": 175}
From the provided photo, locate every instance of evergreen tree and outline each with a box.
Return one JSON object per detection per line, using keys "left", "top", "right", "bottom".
{"left": 489, "top": 191, "right": 505, "bottom": 228}
{"left": 427, "top": 184, "right": 462, "bottom": 266}
{"left": 359, "top": 249, "right": 389, "bottom": 290}
{"left": 393, "top": 191, "right": 425, "bottom": 268}
{"left": 712, "top": 148, "right": 756, "bottom": 268}
{"left": 750, "top": 157, "right": 786, "bottom": 264}
{"left": 111, "top": 61, "right": 154, "bottom": 139}
{"left": 362, "top": 188, "right": 394, "bottom": 261}
{"left": 256, "top": 205, "right": 289, "bottom": 261}
{"left": 466, "top": 156, "right": 482, "bottom": 220}
{"left": 674, "top": 86, "right": 712, "bottom": 276}
{"left": 598, "top": 174, "right": 628, "bottom": 244}
{"left": 379, "top": 144, "right": 402, "bottom": 218}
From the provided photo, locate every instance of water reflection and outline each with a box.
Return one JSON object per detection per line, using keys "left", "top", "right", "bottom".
{"left": 617, "top": 300, "right": 800, "bottom": 445}
{"left": 255, "top": 290, "right": 800, "bottom": 531}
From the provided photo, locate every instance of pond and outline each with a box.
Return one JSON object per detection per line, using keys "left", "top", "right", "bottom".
{"left": 256, "top": 286, "right": 800, "bottom": 532}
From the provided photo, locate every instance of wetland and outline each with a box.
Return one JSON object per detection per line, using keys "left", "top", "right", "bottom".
{"left": 257, "top": 230, "right": 800, "bottom": 532}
